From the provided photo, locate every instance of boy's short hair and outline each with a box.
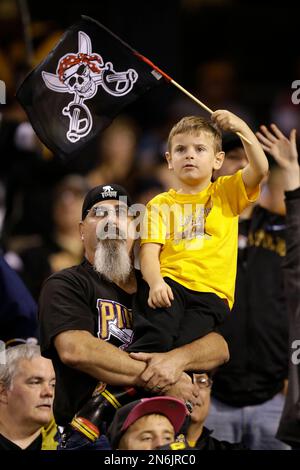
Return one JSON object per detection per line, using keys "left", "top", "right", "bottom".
{"left": 167, "top": 116, "right": 222, "bottom": 153}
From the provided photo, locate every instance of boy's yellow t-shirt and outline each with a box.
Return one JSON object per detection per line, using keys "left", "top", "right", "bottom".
{"left": 141, "top": 170, "right": 259, "bottom": 309}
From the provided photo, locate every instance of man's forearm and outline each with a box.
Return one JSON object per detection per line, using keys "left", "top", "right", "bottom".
{"left": 166, "top": 332, "right": 229, "bottom": 372}
{"left": 54, "top": 330, "right": 146, "bottom": 387}
{"left": 282, "top": 166, "right": 300, "bottom": 192}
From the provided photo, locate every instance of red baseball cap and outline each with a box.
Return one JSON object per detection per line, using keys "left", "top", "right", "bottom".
{"left": 107, "top": 396, "right": 188, "bottom": 449}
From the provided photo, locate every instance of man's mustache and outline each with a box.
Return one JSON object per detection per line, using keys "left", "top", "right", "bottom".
{"left": 96, "top": 222, "right": 127, "bottom": 240}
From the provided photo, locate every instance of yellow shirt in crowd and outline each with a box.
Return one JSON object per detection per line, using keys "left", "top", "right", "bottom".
{"left": 141, "top": 170, "right": 259, "bottom": 309}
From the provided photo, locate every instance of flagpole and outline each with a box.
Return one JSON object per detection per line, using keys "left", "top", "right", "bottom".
{"left": 170, "top": 79, "right": 213, "bottom": 114}
{"left": 134, "top": 52, "right": 252, "bottom": 146}
{"left": 85, "top": 17, "right": 252, "bottom": 145}
{"left": 18, "top": 0, "right": 34, "bottom": 67}
{"left": 169, "top": 80, "right": 252, "bottom": 146}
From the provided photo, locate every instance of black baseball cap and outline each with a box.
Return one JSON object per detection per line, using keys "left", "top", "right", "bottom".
{"left": 81, "top": 184, "right": 133, "bottom": 220}
{"left": 106, "top": 396, "right": 188, "bottom": 449}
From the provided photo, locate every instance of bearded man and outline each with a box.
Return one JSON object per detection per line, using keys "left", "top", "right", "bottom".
{"left": 39, "top": 184, "right": 228, "bottom": 449}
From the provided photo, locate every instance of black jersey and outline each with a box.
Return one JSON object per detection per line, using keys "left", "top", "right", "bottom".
{"left": 213, "top": 206, "right": 288, "bottom": 406}
{"left": 0, "top": 433, "right": 42, "bottom": 450}
{"left": 39, "top": 258, "right": 133, "bottom": 425}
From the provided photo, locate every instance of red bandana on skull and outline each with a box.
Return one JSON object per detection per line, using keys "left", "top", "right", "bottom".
{"left": 58, "top": 53, "right": 103, "bottom": 82}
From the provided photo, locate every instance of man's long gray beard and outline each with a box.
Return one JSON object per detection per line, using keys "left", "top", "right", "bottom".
{"left": 94, "top": 240, "right": 132, "bottom": 284}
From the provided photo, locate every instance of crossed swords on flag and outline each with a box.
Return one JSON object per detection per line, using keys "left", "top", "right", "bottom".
{"left": 42, "top": 31, "right": 139, "bottom": 143}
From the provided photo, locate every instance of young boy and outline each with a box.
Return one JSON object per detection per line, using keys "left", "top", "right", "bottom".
{"left": 128, "top": 110, "right": 268, "bottom": 354}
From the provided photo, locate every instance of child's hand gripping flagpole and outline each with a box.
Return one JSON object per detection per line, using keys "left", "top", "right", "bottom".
{"left": 134, "top": 52, "right": 252, "bottom": 146}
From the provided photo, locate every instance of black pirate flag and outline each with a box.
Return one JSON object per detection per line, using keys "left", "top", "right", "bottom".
{"left": 16, "top": 16, "right": 163, "bottom": 160}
